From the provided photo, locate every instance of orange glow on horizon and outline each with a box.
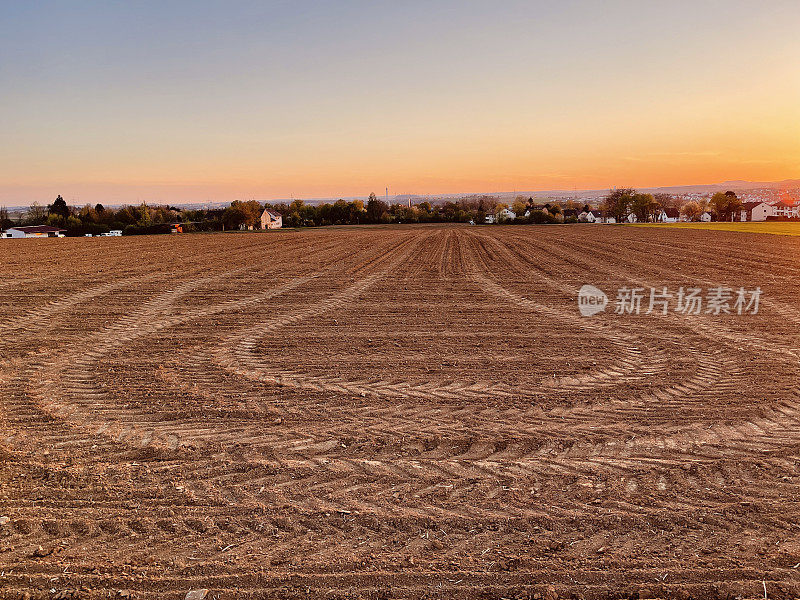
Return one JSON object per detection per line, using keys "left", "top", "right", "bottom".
{"left": 1, "top": 3, "right": 799, "bottom": 205}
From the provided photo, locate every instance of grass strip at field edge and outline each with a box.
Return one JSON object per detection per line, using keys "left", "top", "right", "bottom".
{"left": 625, "top": 222, "right": 800, "bottom": 236}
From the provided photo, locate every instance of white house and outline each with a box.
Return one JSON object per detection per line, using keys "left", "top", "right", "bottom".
{"left": 739, "top": 202, "right": 773, "bottom": 222}
{"left": 260, "top": 209, "right": 283, "bottom": 229}
{"left": 657, "top": 208, "right": 680, "bottom": 223}
{"left": 626, "top": 213, "right": 638, "bottom": 223}
{"left": 2, "top": 225, "right": 66, "bottom": 238}
{"left": 497, "top": 208, "right": 516, "bottom": 222}
{"left": 578, "top": 210, "right": 597, "bottom": 223}
{"left": 772, "top": 202, "right": 798, "bottom": 219}
{"left": 700, "top": 212, "right": 712, "bottom": 222}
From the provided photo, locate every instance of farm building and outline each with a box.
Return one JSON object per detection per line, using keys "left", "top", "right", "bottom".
{"left": 2, "top": 225, "right": 66, "bottom": 238}
{"left": 261, "top": 209, "right": 283, "bottom": 229}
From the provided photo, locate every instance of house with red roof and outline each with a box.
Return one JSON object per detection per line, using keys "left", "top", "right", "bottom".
{"left": 2, "top": 225, "right": 66, "bottom": 238}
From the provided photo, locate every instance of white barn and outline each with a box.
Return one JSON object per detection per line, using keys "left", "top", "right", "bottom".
{"left": 2, "top": 225, "right": 66, "bottom": 238}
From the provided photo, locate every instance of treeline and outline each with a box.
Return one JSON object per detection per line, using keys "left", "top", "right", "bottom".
{"left": 0, "top": 188, "right": 749, "bottom": 236}
{"left": 212, "top": 194, "right": 585, "bottom": 228}
{"left": 3, "top": 193, "right": 563, "bottom": 235}
{"left": 601, "top": 189, "right": 744, "bottom": 222}
{"left": 3, "top": 197, "right": 193, "bottom": 236}
{"left": 267, "top": 193, "right": 514, "bottom": 227}
{"left": 3, "top": 196, "right": 273, "bottom": 236}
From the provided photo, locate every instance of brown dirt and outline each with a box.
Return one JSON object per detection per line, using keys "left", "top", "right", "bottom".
{"left": 1, "top": 224, "right": 799, "bottom": 599}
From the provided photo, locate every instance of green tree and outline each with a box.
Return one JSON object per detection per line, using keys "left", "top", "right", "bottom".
{"left": 223, "top": 200, "right": 263, "bottom": 229}
{"left": 366, "top": 193, "right": 388, "bottom": 223}
{"left": 631, "top": 193, "right": 659, "bottom": 223}
{"left": 137, "top": 202, "right": 153, "bottom": 226}
{"left": 511, "top": 198, "right": 527, "bottom": 217}
{"left": 602, "top": 188, "right": 635, "bottom": 222}
{"left": 48, "top": 195, "right": 70, "bottom": 219}
{"left": 709, "top": 191, "right": 742, "bottom": 222}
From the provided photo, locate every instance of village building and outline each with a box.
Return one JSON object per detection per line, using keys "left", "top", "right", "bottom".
{"left": 528, "top": 204, "right": 552, "bottom": 215}
{"left": 497, "top": 207, "right": 516, "bottom": 221}
{"left": 261, "top": 209, "right": 283, "bottom": 229}
{"left": 657, "top": 208, "right": 680, "bottom": 223}
{"left": 1, "top": 225, "right": 66, "bottom": 238}
{"left": 771, "top": 202, "right": 798, "bottom": 219}
{"left": 739, "top": 201, "right": 773, "bottom": 222}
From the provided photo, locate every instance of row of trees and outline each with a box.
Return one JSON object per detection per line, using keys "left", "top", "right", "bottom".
{"left": 601, "top": 189, "right": 744, "bottom": 222}
{"left": 2, "top": 189, "right": 749, "bottom": 235}
{"left": 8, "top": 196, "right": 190, "bottom": 236}
{"left": 682, "top": 191, "right": 743, "bottom": 222}
{"left": 270, "top": 193, "right": 519, "bottom": 227}
{"left": 602, "top": 189, "right": 664, "bottom": 223}
{"left": 4, "top": 193, "right": 521, "bottom": 235}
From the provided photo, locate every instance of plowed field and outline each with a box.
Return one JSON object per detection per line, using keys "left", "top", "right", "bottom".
{"left": 1, "top": 225, "right": 799, "bottom": 599}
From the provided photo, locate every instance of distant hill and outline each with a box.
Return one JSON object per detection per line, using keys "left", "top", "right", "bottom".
{"left": 3, "top": 179, "right": 799, "bottom": 212}
{"left": 638, "top": 179, "right": 800, "bottom": 195}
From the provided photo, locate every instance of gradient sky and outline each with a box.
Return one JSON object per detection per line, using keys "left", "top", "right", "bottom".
{"left": 1, "top": 0, "right": 799, "bottom": 204}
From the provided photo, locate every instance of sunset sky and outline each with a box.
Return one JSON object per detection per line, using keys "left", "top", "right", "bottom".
{"left": 1, "top": 1, "right": 799, "bottom": 205}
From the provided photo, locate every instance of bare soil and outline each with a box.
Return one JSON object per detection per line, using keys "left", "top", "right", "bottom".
{"left": 1, "top": 224, "right": 799, "bottom": 599}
